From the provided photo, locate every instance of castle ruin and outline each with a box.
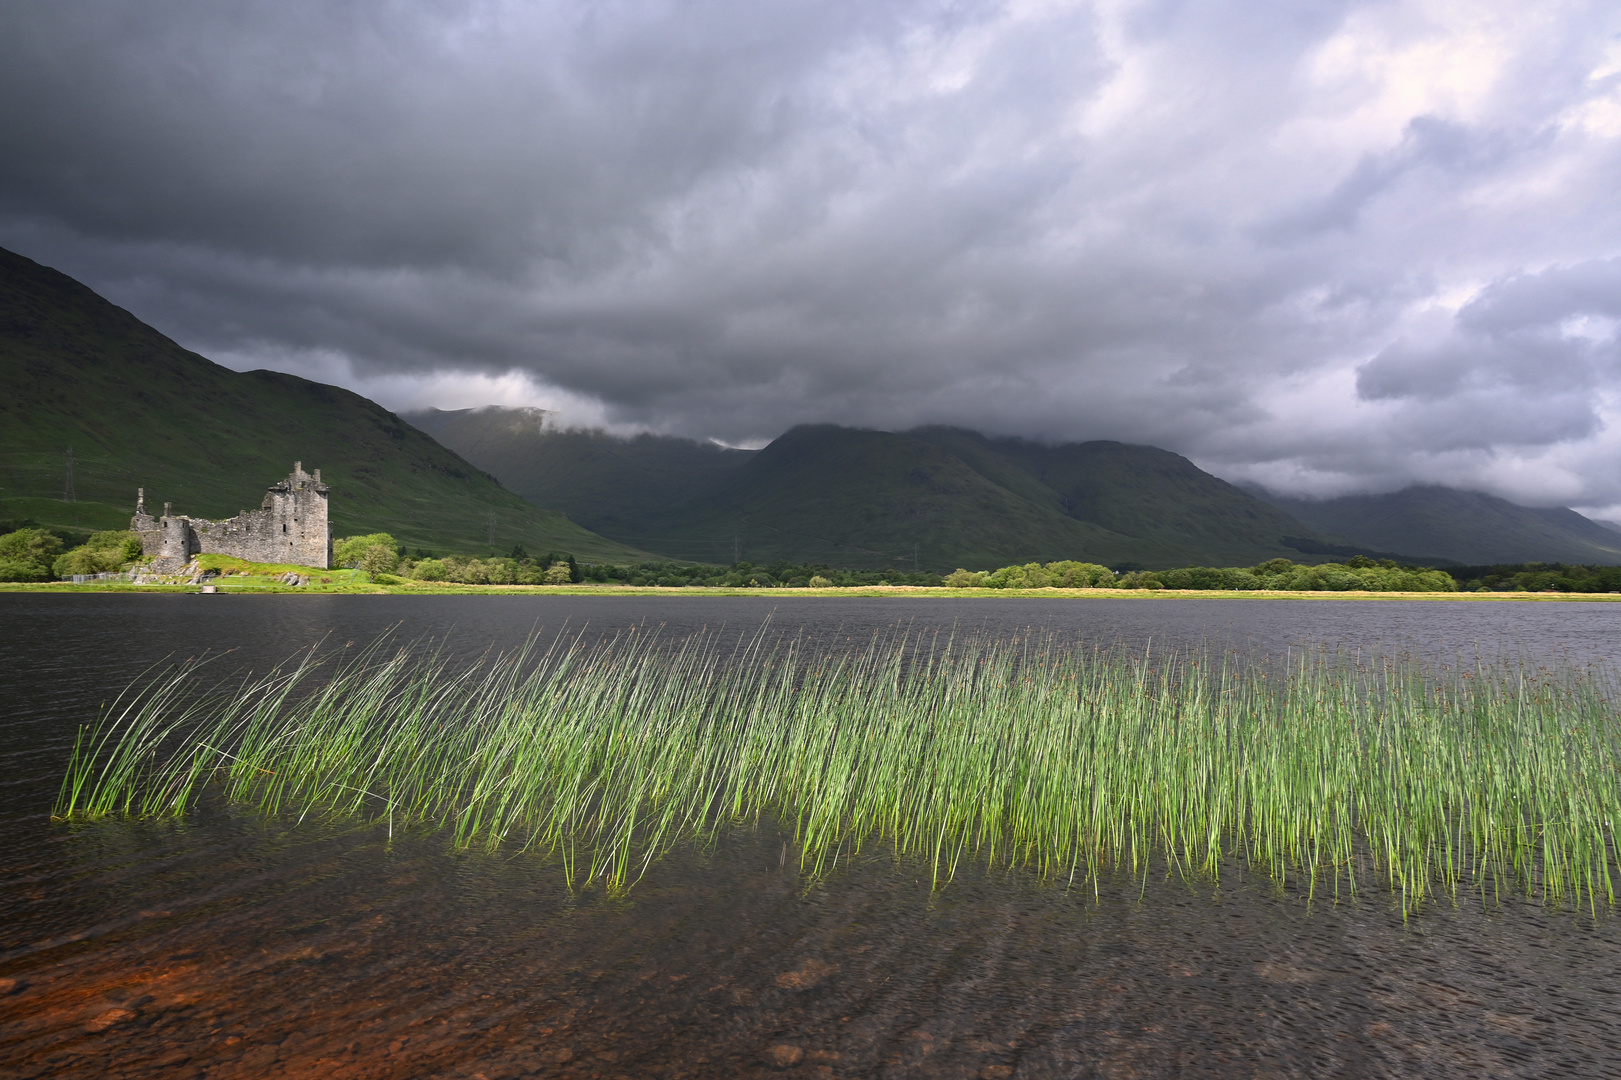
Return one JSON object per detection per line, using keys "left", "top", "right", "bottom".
{"left": 132, "top": 462, "right": 332, "bottom": 572}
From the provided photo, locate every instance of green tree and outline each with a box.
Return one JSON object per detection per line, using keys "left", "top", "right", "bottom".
{"left": 357, "top": 545, "right": 399, "bottom": 575}
{"left": 335, "top": 533, "right": 399, "bottom": 574}
{"left": 53, "top": 531, "right": 143, "bottom": 577}
{"left": 1220, "top": 568, "right": 1262, "bottom": 590}
{"left": 985, "top": 564, "right": 1030, "bottom": 588}
{"left": 411, "top": 558, "right": 448, "bottom": 581}
{"left": 1044, "top": 560, "right": 1113, "bottom": 588}
{"left": 0, "top": 528, "right": 64, "bottom": 582}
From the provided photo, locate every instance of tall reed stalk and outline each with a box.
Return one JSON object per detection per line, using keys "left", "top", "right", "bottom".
{"left": 56, "top": 628, "right": 1621, "bottom": 909}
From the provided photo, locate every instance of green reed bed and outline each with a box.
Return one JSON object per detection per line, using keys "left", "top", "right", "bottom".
{"left": 56, "top": 629, "right": 1621, "bottom": 909}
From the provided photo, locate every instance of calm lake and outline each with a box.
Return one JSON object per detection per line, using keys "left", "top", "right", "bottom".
{"left": 4, "top": 594, "right": 1621, "bottom": 1079}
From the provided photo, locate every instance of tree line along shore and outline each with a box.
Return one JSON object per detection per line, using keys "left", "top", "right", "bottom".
{"left": 4, "top": 524, "right": 1620, "bottom": 594}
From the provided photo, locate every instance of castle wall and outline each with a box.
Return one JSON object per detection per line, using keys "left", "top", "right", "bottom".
{"left": 133, "top": 463, "right": 333, "bottom": 572}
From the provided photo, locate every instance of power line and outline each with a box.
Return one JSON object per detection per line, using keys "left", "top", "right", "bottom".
{"left": 62, "top": 446, "right": 75, "bottom": 503}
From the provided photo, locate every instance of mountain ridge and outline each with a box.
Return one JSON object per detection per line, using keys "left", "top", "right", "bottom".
{"left": 408, "top": 409, "right": 1384, "bottom": 569}
{"left": 0, "top": 247, "right": 653, "bottom": 561}
{"left": 1251, "top": 485, "right": 1621, "bottom": 566}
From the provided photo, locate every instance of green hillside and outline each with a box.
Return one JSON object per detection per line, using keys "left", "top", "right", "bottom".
{"left": 1256, "top": 486, "right": 1621, "bottom": 566}
{"left": 906, "top": 427, "right": 1348, "bottom": 567}
{"left": 403, "top": 408, "right": 751, "bottom": 545}
{"left": 636, "top": 424, "right": 1168, "bottom": 569}
{"left": 0, "top": 247, "right": 652, "bottom": 561}
{"left": 417, "top": 409, "right": 1355, "bottom": 569}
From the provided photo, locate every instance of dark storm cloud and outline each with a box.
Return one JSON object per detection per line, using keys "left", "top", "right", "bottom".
{"left": 2, "top": 0, "right": 1620, "bottom": 510}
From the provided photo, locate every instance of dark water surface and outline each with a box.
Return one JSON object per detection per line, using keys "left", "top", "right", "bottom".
{"left": 4, "top": 594, "right": 1621, "bottom": 1079}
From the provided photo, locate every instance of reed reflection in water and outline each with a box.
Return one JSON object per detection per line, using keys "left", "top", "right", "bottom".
{"left": 7, "top": 816, "right": 1621, "bottom": 1079}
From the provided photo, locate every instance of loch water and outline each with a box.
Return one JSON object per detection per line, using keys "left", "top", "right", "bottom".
{"left": 4, "top": 594, "right": 1621, "bottom": 1079}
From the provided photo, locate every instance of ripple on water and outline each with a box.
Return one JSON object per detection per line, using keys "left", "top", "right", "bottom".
{"left": 4, "top": 595, "right": 1621, "bottom": 1078}
{"left": 2, "top": 817, "right": 1621, "bottom": 1079}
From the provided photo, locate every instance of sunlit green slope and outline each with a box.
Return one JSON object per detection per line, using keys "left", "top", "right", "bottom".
{"left": 0, "top": 247, "right": 652, "bottom": 561}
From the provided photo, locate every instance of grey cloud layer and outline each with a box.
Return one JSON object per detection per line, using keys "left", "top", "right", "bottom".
{"left": 3, "top": 0, "right": 1620, "bottom": 508}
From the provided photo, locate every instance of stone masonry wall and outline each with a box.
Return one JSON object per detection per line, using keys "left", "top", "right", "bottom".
{"left": 133, "top": 462, "right": 333, "bottom": 572}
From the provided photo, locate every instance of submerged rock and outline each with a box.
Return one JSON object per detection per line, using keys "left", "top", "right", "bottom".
{"left": 85, "top": 1008, "right": 137, "bottom": 1032}
{"left": 763, "top": 1043, "right": 804, "bottom": 1068}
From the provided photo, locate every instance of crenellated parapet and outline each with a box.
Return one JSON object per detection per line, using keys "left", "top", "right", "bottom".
{"left": 132, "top": 463, "right": 333, "bottom": 572}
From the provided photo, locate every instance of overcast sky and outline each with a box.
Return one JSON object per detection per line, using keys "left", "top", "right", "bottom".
{"left": 3, "top": 1, "right": 1619, "bottom": 512}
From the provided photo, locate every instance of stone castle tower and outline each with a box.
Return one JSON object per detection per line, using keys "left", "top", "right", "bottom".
{"left": 132, "top": 462, "right": 333, "bottom": 572}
